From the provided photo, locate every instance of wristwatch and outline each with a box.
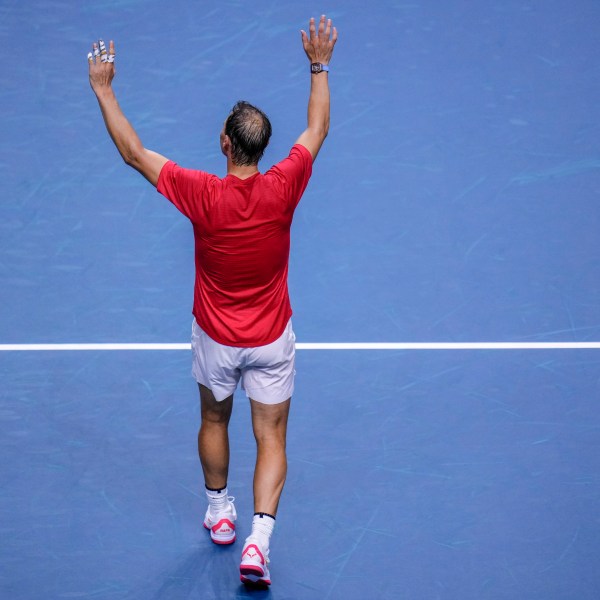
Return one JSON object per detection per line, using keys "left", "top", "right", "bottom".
{"left": 310, "top": 62, "right": 329, "bottom": 74}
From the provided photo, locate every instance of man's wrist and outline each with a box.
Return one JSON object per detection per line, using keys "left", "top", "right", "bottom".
{"left": 94, "top": 86, "right": 115, "bottom": 100}
{"left": 310, "top": 62, "right": 329, "bottom": 74}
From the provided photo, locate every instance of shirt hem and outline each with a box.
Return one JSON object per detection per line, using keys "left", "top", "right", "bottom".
{"left": 193, "top": 312, "right": 293, "bottom": 348}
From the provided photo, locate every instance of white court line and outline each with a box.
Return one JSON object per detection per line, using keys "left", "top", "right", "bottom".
{"left": 1, "top": 342, "right": 600, "bottom": 351}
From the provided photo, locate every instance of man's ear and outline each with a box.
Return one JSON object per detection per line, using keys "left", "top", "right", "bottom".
{"left": 221, "top": 134, "right": 231, "bottom": 157}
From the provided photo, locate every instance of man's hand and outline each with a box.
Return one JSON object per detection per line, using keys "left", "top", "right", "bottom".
{"left": 88, "top": 39, "right": 116, "bottom": 95}
{"left": 301, "top": 15, "right": 337, "bottom": 65}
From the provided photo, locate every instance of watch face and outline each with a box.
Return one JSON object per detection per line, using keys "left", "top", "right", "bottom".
{"left": 311, "top": 63, "right": 322, "bottom": 73}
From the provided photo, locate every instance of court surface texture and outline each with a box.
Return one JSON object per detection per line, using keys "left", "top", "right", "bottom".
{"left": 1, "top": 1, "right": 599, "bottom": 599}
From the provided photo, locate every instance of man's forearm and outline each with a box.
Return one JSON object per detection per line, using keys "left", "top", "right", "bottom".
{"left": 307, "top": 73, "right": 330, "bottom": 137}
{"left": 95, "top": 88, "right": 145, "bottom": 166}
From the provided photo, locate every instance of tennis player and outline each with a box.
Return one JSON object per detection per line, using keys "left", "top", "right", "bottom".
{"left": 88, "top": 15, "right": 337, "bottom": 587}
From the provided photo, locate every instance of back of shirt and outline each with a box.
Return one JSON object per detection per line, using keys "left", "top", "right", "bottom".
{"left": 157, "top": 144, "right": 313, "bottom": 346}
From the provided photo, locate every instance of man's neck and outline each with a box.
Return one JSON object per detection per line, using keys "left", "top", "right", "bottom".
{"left": 227, "top": 159, "right": 259, "bottom": 180}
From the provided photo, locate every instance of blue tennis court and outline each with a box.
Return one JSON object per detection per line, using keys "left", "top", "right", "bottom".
{"left": 1, "top": 1, "right": 599, "bottom": 598}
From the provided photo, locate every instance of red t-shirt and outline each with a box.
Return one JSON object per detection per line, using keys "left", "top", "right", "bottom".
{"left": 157, "top": 144, "right": 313, "bottom": 347}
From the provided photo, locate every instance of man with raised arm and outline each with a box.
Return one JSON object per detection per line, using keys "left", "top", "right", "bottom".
{"left": 88, "top": 15, "right": 337, "bottom": 587}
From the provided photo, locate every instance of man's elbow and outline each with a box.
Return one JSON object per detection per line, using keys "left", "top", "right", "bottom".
{"left": 310, "top": 122, "right": 329, "bottom": 142}
{"left": 122, "top": 154, "right": 134, "bottom": 167}
{"left": 322, "top": 125, "right": 330, "bottom": 140}
{"left": 320, "top": 116, "right": 330, "bottom": 139}
{"left": 122, "top": 148, "right": 143, "bottom": 169}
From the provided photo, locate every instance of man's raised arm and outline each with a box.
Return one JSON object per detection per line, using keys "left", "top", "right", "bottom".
{"left": 88, "top": 40, "right": 168, "bottom": 187}
{"left": 296, "top": 15, "right": 338, "bottom": 161}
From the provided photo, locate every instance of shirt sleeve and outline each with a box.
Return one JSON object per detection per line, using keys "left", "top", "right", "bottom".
{"left": 266, "top": 144, "right": 313, "bottom": 210}
{"left": 156, "top": 161, "right": 213, "bottom": 222}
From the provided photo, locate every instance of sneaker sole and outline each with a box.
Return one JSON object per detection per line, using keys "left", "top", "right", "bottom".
{"left": 240, "top": 564, "right": 264, "bottom": 578}
{"left": 240, "top": 573, "right": 271, "bottom": 587}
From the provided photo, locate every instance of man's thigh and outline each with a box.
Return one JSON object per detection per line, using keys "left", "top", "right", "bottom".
{"left": 192, "top": 320, "right": 242, "bottom": 402}
{"left": 250, "top": 397, "right": 291, "bottom": 440}
{"left": 199, "top": 384, "right": 233, "bottom": 423}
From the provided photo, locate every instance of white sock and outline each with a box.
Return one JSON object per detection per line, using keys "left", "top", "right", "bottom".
{"left": 206, "top": 486, "right": 229, "bottom": 515}
{"left": 251, "top": 513, "right": 275, "bottom": 549}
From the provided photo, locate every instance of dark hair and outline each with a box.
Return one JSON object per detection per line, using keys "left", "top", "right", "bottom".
{"left": 225, "top": 101, "right": 272, "bottom": 166}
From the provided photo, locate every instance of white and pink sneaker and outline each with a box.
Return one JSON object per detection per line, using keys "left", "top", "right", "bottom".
{"left": 239, "top": 536, "right": 271, "bottom": 587}
{"left": 203, "top": 497, "right": 236, "bottom": 545}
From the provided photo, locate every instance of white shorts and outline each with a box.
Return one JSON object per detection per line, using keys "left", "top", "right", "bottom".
{"left": 191, "top": 319, "right": 296, "bottom": 404}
